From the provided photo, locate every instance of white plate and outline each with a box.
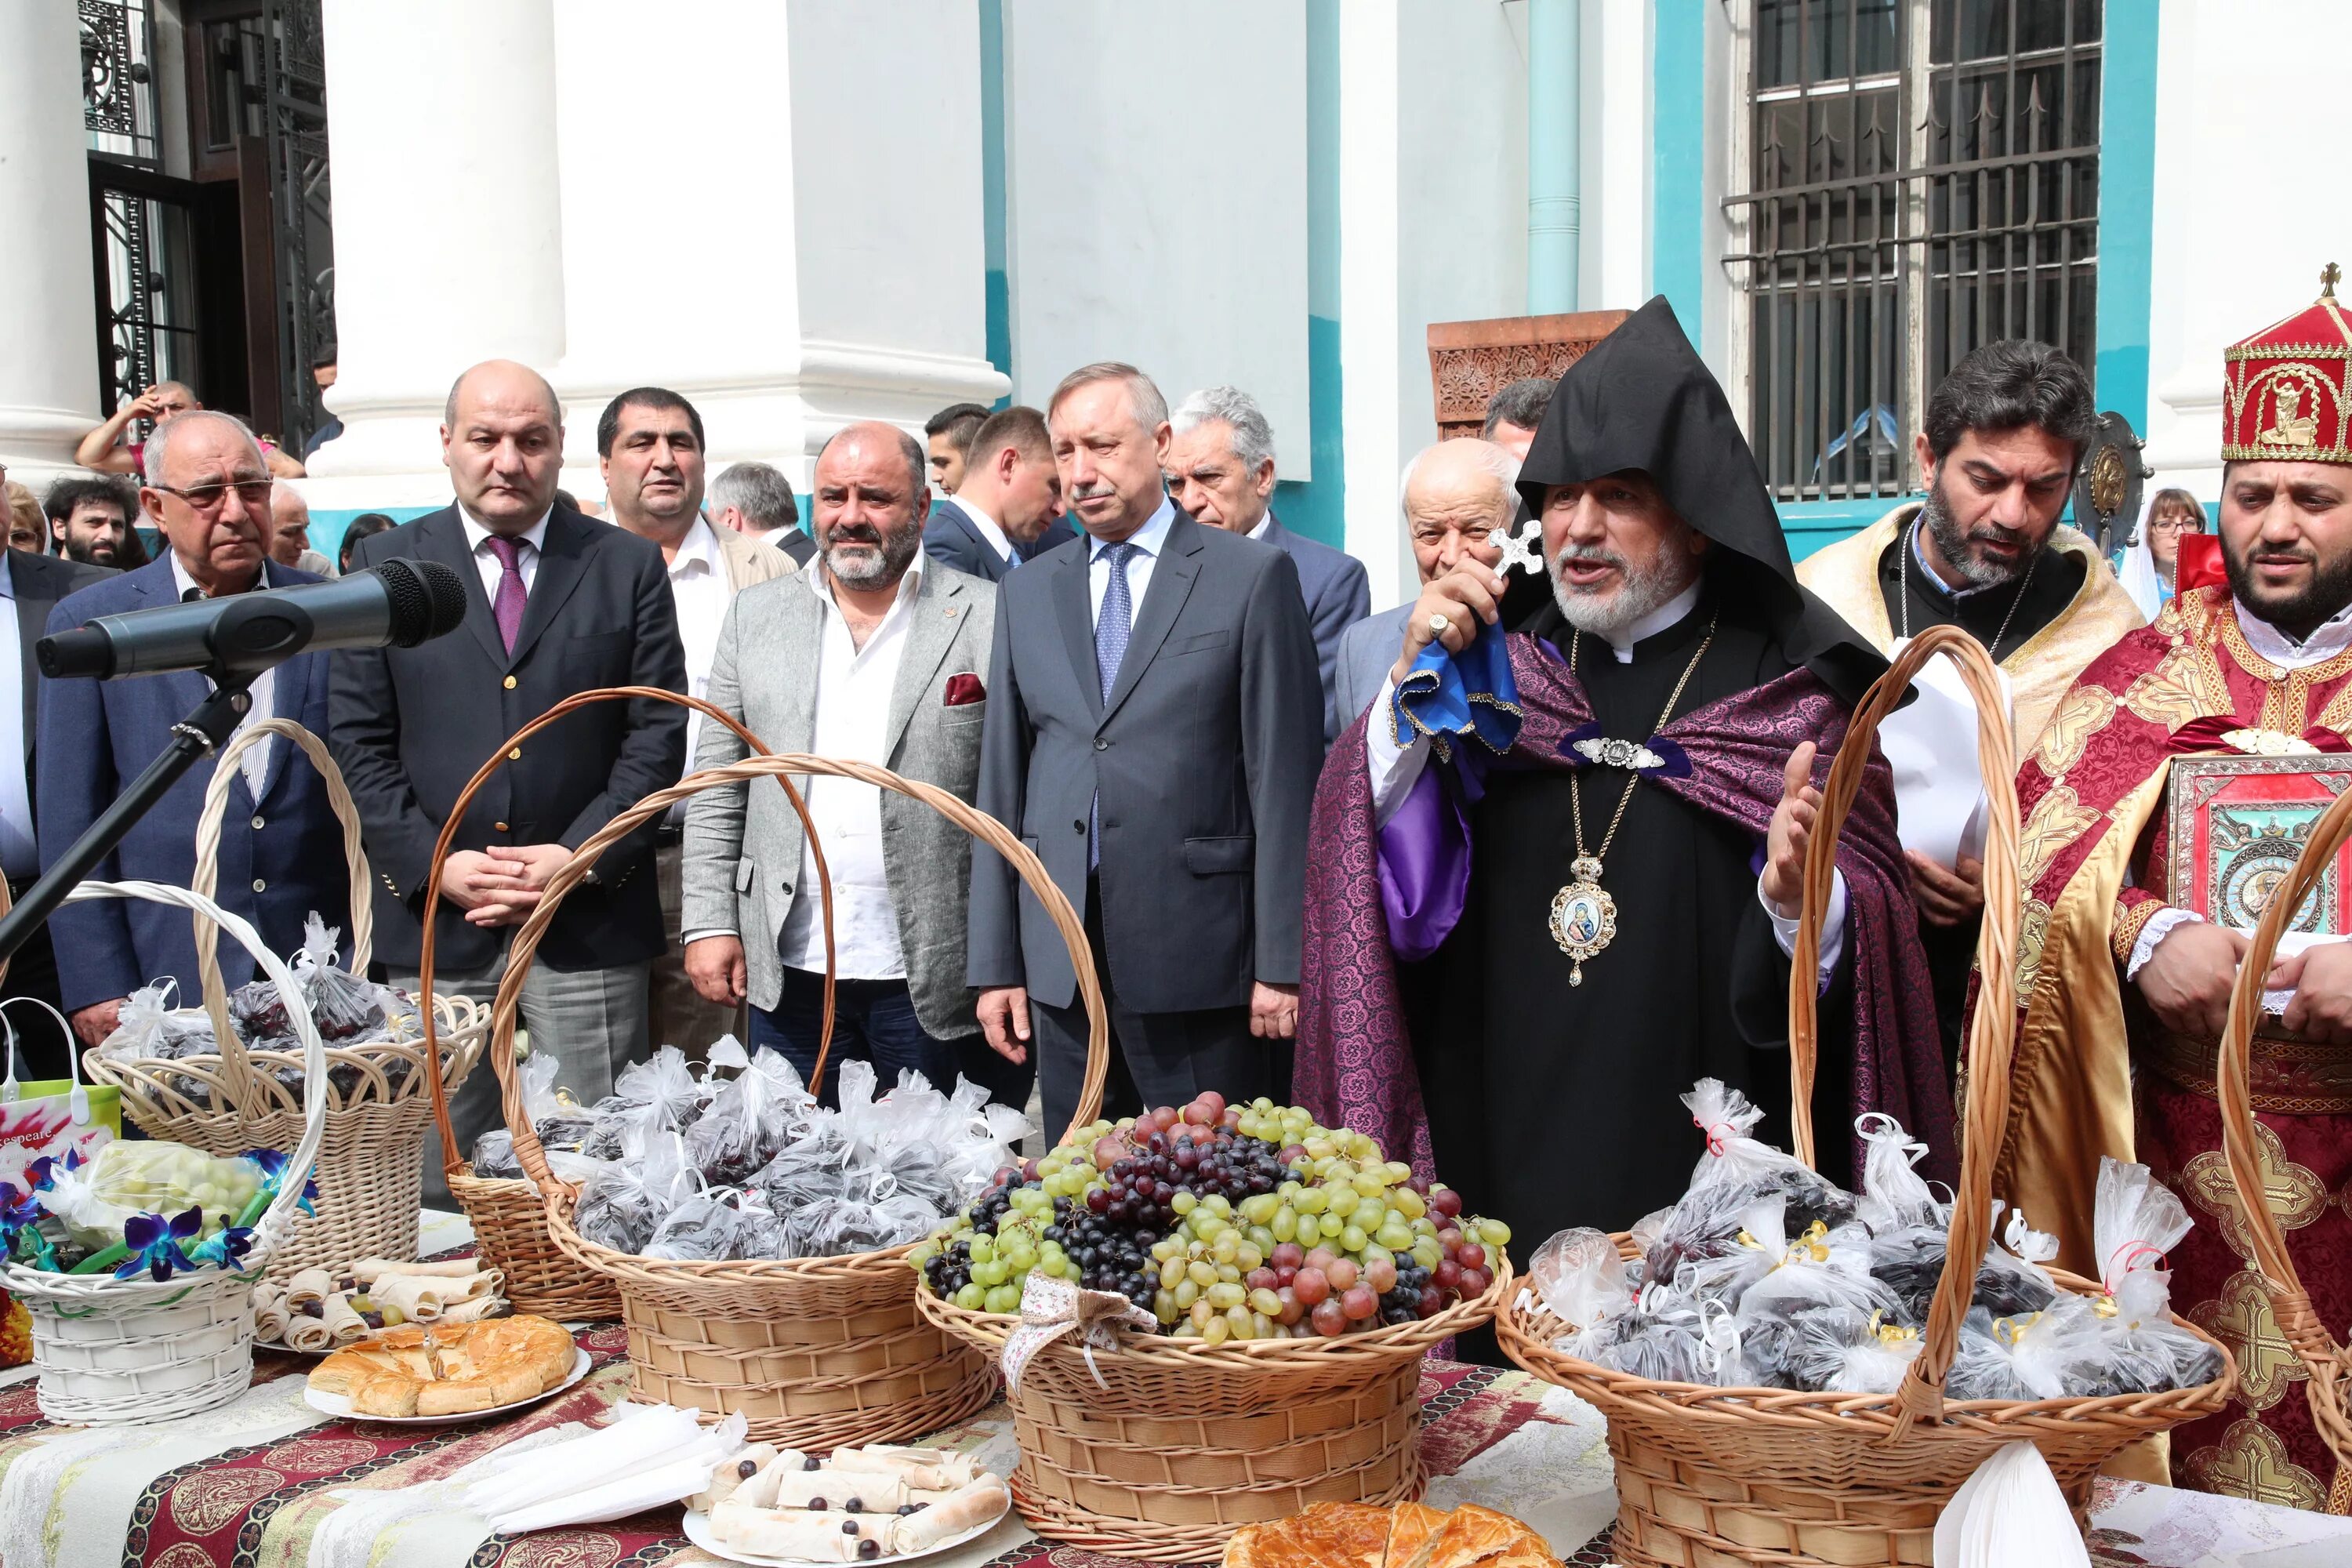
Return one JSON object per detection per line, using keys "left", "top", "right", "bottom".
{"left": 256, "top": 1337, "right": 336, "bottom": 1357}
{"left": 681, "top": 1493, "right": 1011, "bottom": 1567}
{"left": 303, "top": 1348, "right": 590, "bottom": 1425}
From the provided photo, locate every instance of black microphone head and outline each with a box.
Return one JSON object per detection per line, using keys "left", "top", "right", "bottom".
{"left": 372, "top": 557, "right": 470, "bottom": 647}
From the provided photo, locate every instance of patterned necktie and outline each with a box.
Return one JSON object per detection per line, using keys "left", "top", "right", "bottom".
{"left": 485, "top": 534, "right": 528, "bottom": 653}
{"left": 1091, "top": 541, "right": 1139, "bottom": 867}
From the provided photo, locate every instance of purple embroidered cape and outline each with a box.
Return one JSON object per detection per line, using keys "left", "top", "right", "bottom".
{"left": 1294, "top": 630, "right": 1956, "bottom": 1188}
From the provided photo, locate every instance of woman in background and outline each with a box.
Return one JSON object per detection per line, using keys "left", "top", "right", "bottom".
{"left": 2115, "top": 485, "right": 2205, "bottom": 619}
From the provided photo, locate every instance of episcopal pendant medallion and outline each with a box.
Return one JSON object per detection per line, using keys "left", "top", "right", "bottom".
{"left": 1548, "top": 855, "right": 1617, "bottom": 986}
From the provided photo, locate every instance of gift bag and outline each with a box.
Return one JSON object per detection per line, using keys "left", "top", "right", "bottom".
{"left": 0, "top": 999, "right": 120, "bottom": 1199}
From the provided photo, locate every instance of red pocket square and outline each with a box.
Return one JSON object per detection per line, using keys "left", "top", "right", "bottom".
{"left": 944, "top": 672, "right": 987, "bottom": 706}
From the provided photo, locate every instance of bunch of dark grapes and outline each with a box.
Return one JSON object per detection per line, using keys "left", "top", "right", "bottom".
{"left": 964, "top": 1172, "right": 1018, "bottom": 1238}
{"left": 922, "top": 1236, "right": 975, "bottom": 1298}
{"left": 1378, "top": 1256, "right": 1433, "bottom": 1327}
{"left": 1043, "top": 1203, "right": 1156, "bottom": 1308}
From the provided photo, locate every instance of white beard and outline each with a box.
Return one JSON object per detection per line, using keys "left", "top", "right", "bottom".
{"left": 1550, "top": 546, "right": 1701, "bottom": 638}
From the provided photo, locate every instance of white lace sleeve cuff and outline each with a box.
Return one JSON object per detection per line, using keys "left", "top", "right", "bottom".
{"left": 1366, "top": 674, "right": 1434, "bottom": 829}
{"left": 2127, "top": 907, "right": 2204, "bottom": 981}
{"left": 1761, "top": 869, "right": 1846, "bottom": 982}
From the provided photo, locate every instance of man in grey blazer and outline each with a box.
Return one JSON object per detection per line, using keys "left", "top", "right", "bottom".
{"left": 682, "top": 421, "right": 1004, "bottom": 1101}
{"left": 967, "top": 363, "right": 1323, "bottom": 1139}
{"left": 1165, "top": 387, "right": 1369, "bottom": 742}
{"left": 1332, "top": 437, "right": 1520, "bottom": 731}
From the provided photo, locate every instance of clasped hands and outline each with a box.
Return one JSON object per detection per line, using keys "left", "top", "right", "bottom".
{"left": 2136, "top": 921, "right": 2352, "bottom": 1045}
{"left": 440, "top": 844, "right": 574, "bottom": 928}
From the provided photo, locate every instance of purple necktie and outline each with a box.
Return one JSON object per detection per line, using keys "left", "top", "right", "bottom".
{"left": 485, "top": 534, "right": 527, "bottom": 653}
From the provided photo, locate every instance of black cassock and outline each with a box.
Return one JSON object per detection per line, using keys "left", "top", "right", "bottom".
{"left": 1410, "top": 595, "right": 1858, "bottom": 1266}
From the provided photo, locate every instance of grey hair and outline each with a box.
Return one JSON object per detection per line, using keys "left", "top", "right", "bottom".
{"left": 707, "top": 461, "right": 799, "bottom": 531}
{"left": 1397, "top": 438, "right": 1521, "bottom": 521}
{"left": 1171, "top": 386, "right": 1277, "bottom": 475}
{"left": 141, "top": 409, "right": 265, "bottom": 487}
{"left": 815, "top": 423, "right": 929, "bottom": 494}
{"left": 1048, "top": 361, "right": 1170, "bottom": 432}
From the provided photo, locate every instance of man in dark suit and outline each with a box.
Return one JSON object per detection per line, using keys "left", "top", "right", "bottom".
{"left": 921, "top": 405, "right": 1070, "bottom": 583}
{"left": 1165, "top": 386, "right": 1370, "bottom": 742}
{"left": 3, "top": 539, "right": 111, "bottom": 1075}
{"left": 709, "top": 460, "right": 817, "bottom": 567}
{"left": 967, "top": 363, "right": 1323, "bottom": 1138}
{"left": 39, "top": 412, "right": 349, "bottom": 1054}
{"left": 330, "top": 360, "right": 687, "bottom": 1171}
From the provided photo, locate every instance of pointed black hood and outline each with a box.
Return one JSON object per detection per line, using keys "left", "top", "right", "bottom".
{"left": 1507, "top": 296, "right": 1884, "bottom": 705}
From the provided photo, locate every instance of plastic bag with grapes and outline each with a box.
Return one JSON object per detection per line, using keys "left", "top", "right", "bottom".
{"left": 2074, "top": 1157, "right": 2223, "bottom": 1394}
{"left": 1942, "top": 1298, "right": 2115, "bottom": 1400}
{"left": 1853, "top": 1112, "right": 1945, "bottom": 1234}
{"left": 1588, "top": 1282, "right": 1714, "bottom": 1384}
{"left": 1533, "top": 1227, "right": 1637, "bottom": 1359}
{"left": 573, "top": 1129, "right": 691, "bottom": 1254}
{"left": 1731, "top": 1209, "right": 1893, "bottom": 1322}
{"left": 686, "top": 1045, "right": 811, "bottom": 1185}
{"left": 42, "top": 1139, "right": 263, "bottom": 1249}
{"left": 750, "top": 1121, "right": 855, "bottom": 1212}
{"left": 730, "top": 1189, "right": 789, "bottom": 1260}
{"left": 474, "top": 1051, "right": 593, "bottom": 1178}
{"left": 587, "top": 1044, "right": 710, "bottom": 1151}
{"left": 1773, "top": 1303, "right": 1926, "bottom": 1394}
{"left": 1867, "top": 1204, "right": 2057, "bottom": 1326}
{"left": 644, "top": 1185, "right": 750, "bottom": 1261}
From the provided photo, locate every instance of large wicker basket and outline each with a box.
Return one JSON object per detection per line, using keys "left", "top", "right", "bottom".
{"left": 2218, "top": 785, "right": 2352, "bottom": 1515}
{"left": 1494, "top": 625, "right": 2235, "bottom": 1567}
{"left": 419, "top": 691, "right": 800, "bottom": 1321}
{"left": 82, "top": 720, "right": 486, "bottom": 1279}
{"left": 478, "top": 696, "right": 1011, "bottom": 1445}
{"left": 6, "top": 880, "right": 327, "bottom": 1424}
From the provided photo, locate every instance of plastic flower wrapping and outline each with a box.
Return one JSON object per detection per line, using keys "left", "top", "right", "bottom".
{"left": 471, "top": 1039, "right": 1033, "bottom": 1262}
{"left": 0, "top": 1140, "right": 304, "bottom": 1281}
{"left": 1524, "top": 1080, "right": 2225, "bottom": 1399}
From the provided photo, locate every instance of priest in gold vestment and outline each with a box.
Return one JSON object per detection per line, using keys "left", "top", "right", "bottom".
{"left": 1998, "top": 270, "right": 2352, "bottom": 1509}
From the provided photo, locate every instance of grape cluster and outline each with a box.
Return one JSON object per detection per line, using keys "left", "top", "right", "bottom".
{"left": 911, "top": 1092, "right": 1513, "bottom": 1339}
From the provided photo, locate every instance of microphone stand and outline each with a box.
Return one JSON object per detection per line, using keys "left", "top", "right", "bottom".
{"left": 0, "top": 672, "right": 256, "bottom": 966}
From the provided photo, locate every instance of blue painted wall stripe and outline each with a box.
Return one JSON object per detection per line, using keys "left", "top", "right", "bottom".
{"left": 1650, "top": 2, "right": 1706, "bottom": 334}
{"left": 2095, "top": 2, "right": 2159, "bottom": 432}
{"left": 978, "top": 0, "right": 1012, "bottom": 401}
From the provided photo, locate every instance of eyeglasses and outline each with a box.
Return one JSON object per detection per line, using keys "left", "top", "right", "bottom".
{"left": 148, "top": 479, "right": 274, "bottom": 511}
{"left": 2149, "top": 514, "right": 2207, "bottom": 534}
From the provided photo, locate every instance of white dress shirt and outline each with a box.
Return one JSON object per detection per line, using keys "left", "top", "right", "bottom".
{"left": 459, "top": 506, "right": 550, "bottom": 599}
{"left": 773, "top": 561, "right": 929, "bottom": 978}
{"left": 663, "top": 517, "right": 733, "bottom": 793}
{"left": 1359, "top": 579, "right": 1846, "bottom": 978}
{"left": 0, "top": 572, "right": 34, "bottom": 878}
{"left": 956, "top": 499, "right": 1018, "bottom": 567}
{"left": 1089, "top": 497, "right": 1177, "bottom": 624}
{"left": 169, "top": 554, "right": 277, "bottom": 804}
{"left": 1246, "top": 514, "right": 1272, "bottom": 542}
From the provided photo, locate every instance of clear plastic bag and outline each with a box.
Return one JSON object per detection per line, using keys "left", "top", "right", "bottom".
{"left": 42, "top": 1139, "right": 264, "bottom": 1248}
{"left": 1532, "top": 1227, "right": 1636, "bottom": 1359}
{"left": 687, "top": 1047, "right": 811, "bottom": 1186}
{"left": 1785, "top": 1305, "right": 1925, "bottom": 1394}
{"left": 2070, "top": 1157, "right": 2223, "bottom": 1393}
{"left": 1588, "top": 1283, "right": 1714, "bottom": 1385}
{"left": 731, "top": 1190, "right": 789, "bottom": 1261}
{"left": 644, "top": 1185, "right": 749, "bottom": 1261}
{"left": 596, "top": 1044, "right": 710, "bottom": 1145}
{"left": 1681, "top": 1079, "right": 1804, "bottom": 1192}
{"left": 1853, "top": 1113, "right": 1945, "bottom": 1234}
{"left": 573, "top": 1131, "right": 691, "bottom": 1254}
{"left": 1866, "top": 1225, "right": 2056, "bottom": 1325}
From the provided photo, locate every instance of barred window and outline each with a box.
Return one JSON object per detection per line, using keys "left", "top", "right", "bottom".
{"left": 1726, "top": 0, "right": 2103, "bottom": 503}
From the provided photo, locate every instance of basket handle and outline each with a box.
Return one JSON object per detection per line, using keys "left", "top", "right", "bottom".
{"left": 2219, "top": 786, "right": 2352, "bottom": 1508}
{"left": 492, "top": 749, "right": 1107, "bottom": 1207}
{"left": 1785, "top": 623, "right": 2022, "bottom": 1439}
{"left": 418, "top": 688, "right": 837, "bottom": 1177}
{"left": 186, "top": 718, "right": 372, "bottom": 1116}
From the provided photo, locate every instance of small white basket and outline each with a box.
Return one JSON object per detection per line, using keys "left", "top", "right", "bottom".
{"left": 2, "top": 881, "right": 326, "bottom": 1425}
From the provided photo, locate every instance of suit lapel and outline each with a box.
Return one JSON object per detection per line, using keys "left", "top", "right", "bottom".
{"left": 884, "top": 572, "right": 962, "bottom": 761}
{"left": 418, "top": 508, "right": 509, "bottom": 666}
{"left": 508, "top": 510, "right": 593, "bottom": 669}
{"left": 1054, "top": 545, "right": 1102, "bottom": 721}
{"left": 1099, "top": 511, "right": 1203, "bottom": 728}
{"left": 12, "top": 557, "right": 44, "bottom": 742}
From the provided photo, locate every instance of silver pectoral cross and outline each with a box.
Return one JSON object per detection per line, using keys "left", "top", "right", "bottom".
{"left": 1492, "top": 518, "right": 1544, "bottom": 578}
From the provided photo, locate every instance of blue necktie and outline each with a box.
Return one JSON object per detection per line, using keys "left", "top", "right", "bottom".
{"left": 1091, "top": 542, "right": 1139, "bottom": 866}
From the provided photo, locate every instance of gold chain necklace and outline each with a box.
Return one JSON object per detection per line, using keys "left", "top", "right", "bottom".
{"left": 1550, "top": 612, "right": 1719, "bottom": 985}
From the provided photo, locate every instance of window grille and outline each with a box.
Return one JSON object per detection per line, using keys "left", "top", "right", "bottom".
{"left": 1725, "top": 0, "right": 2103, "bottom": 503}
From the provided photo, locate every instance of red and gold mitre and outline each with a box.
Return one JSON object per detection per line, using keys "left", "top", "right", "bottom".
{"left": 2222, "top": 262, "right": 2351, "bottom": 464}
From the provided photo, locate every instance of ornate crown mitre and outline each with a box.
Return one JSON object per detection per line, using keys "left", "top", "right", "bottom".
{"left": 2223, "top": 262, "right": 2351, "bottom": 464}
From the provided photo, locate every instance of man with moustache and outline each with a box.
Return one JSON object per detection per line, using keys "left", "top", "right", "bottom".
{"left": 1800, "top": 341, "right": 2142, "bottom": 1064}
{"left": 1987, "top": 270, "right": 2352, "bottom": 1502}
{"left": 1294, "top": 299, "right": 1950, "bottom": 1265}
{"left": 597, "top": 387, "right": 789, "bottom": 1054}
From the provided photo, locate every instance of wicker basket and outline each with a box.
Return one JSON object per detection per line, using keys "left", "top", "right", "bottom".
{"left": 475, "top": 691, "right": 1007, "bottom": 1444}
{"left": 419, "top": 690, "right": 795, "bottom": 1321}
{"left": 6, "top": 880, "right": 327, "bottom": 1424}
{"left": 2218, "top": 787, "right": 2352, "bottom": 1515}
{"left": 82, "top": 720, "right": 487, "bottom": 1279}
{"left": 1493, "top": 625, "right": 2236, "bottom": 1568}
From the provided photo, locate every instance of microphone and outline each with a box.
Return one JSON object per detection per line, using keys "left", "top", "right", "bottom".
{"left": 38, "top": 557, "right": 472, "bottom": 680}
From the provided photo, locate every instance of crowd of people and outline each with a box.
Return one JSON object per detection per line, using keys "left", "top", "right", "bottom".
{"left": 2, "top": 273, "right": 2348, "bottom": 1501}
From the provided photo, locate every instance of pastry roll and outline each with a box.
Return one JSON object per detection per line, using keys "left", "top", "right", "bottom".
{"left": 434, "top": 1295, "right": 504, "bottom": 1323}
{"left": 884, "top": 1476, "right": 1011, "bottom": 1553}
{"left": 734, "top": 1450, "right": 810, "bottom": 1508}
{"left": 771, "top": 1472, "right": 906, "bottom": 1512}
{"left": 827, "top": 1445, "right": 978, "bottom": 1491}
{"left": 688, "top": 1443, "right": 780, "bottom": 1512}
{"left": 285, "top": 1268, "right": 335, "bottom": 1311}
{"left": 372, "top": 1272, "right": 499, "bottom": 1323}
{"left": 253, "top": 1288, "right": 291, "bottom": 1343}
{"left": 285, "top": 1310, "right": 339, "bottom": 1353}
{"left": 350, "top": 1257, "right": 488, "bottom": 1282}
{"left": 710, "top": 1501, "right": 873, "bottom": 1561}
{"left": 320, "top": 1294, "right": 371, "bottom": 1345}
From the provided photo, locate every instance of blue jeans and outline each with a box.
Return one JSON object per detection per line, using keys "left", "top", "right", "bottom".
{"left": 750, "top": 967, "right": 961, "bottom": 1107}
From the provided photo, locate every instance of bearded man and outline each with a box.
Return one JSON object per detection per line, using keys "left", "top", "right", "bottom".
{"left": 1998, "top": 268, "right": 2352, "bottom": 1508}
{"left": 1294, "top": 299, "right": 1951, "bottom": 1260}
{"left": 1800, "top": 341, "right": 2143, "bottom": 1065}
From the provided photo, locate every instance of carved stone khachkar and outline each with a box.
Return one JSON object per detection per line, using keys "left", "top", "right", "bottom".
{"left": 1427, "top": 309, "right": 1631, "bottom": 439}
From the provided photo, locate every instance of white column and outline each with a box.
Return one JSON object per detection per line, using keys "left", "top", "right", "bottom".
{"left": 1339, "top": 1, "right": 1406, "bottom": 612}
{"left": 303, "top": 0, "right": 568, "bottom": 506}
{"left": 0, "top": 4, "right": 103, "bottom": 481}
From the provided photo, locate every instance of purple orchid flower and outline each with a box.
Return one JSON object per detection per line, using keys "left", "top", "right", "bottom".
{"left": 239, "top": 1149, "right": 318, "bottom": 1216}
{"left": 114, "top": 1206, "right": 203, "bottom": 1283}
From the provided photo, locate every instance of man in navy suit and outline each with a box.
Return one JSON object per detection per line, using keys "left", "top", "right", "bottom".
{"left": 921, "top": 406, "right": 1070, "bottom": 583}
{"left": 40, "top": 413, "right": 350, "bottom": 1049}
{"left": 1165, "top": 386, "right": 1369, "bottom": 742}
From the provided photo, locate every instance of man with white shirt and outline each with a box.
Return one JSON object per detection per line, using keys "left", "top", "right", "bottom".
{"left": 1166, "top": 387, "right": 1369, "bottom": 742}
{"left": 332, "top": 360, "right": 685, "bottom": 1183}
{"left": 922, "top": 405, "right": 1070, "bottom": 583}
{"left": 967, "top": 362, "right": 1323, "bottom": 1139}
{"left": 42, "top": 411, "right": 349, "bottom": 1049}
{"left": 1293, "top": 299, "right": 1950, "bottom": 1275}
{"left": 681, "top": 421, "right": 997, "bottom": 1099}
{"left": 597, "top": 388, "right": 789, "bottom": 1057}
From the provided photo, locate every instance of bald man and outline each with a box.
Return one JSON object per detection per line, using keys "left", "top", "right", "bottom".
{"left": 1331, "top": 438, "right": 1520, "bottom": 727}
{"left": 329, "top": 360, "right": 688, "bottom": 1191}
